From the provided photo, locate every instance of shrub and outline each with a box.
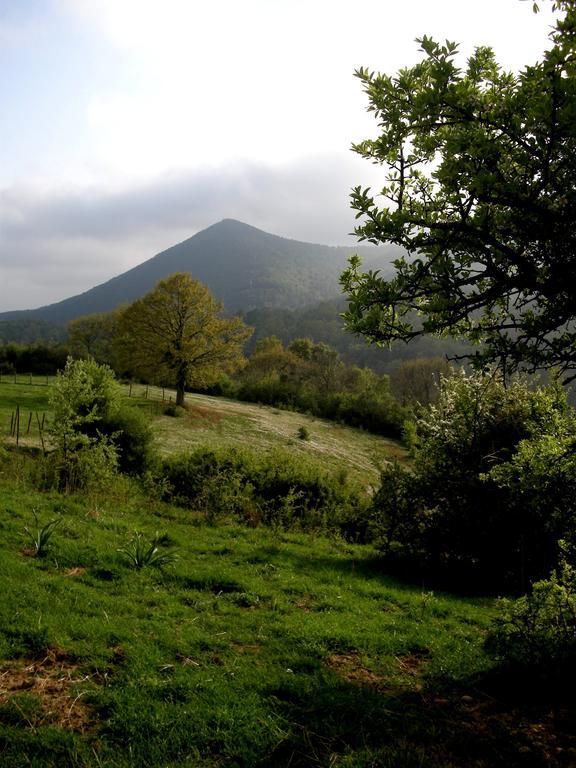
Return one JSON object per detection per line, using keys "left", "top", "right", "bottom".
{"left": 370, "top": 371, "right": 576, "bottom": 591}
{"left": 486, "top": 555, "right": 576, "bottom": 681}
{"left": 156, "top": 446, "right": 368, "bottom": 536}
{"left": 49, "top": 358, "right": 155, "bottom": 486}
{"left": 297, "top": 425, "right": 310, "bottom": 441}
{"left": 164, "top": 404, "right": 186, "bottom": 418}
{"left": 98, "top": 405, "right": 155, "bottom": 476}
{"left": 49, "top": 358, "right": 121, "bottom": 491}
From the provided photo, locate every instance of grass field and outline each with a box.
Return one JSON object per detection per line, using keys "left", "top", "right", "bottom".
{"left": 2, "top": 478, "right": 574, "bottom": 768}
{"left": 0, "top": 378, "right": 405, "bottom": 487}
{"left": 1, "top": 379, "right": 574, "bottom": 766}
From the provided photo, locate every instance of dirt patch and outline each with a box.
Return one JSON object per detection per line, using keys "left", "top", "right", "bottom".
{"left": 185, "top": 405, "right": 224, "bottom": 424}
{"left": 0, "top": 646, "right": 94, "bottom": 732}
{"left": 326, "top": 652, "right": 390, "bottom": 691}
{"left": 396, "top": 650, "right": 431, "bottom": 676}
{"left": 64, "top": 566, "right": 87, "bottom": 577}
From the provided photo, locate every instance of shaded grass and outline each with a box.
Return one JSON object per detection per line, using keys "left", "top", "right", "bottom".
{"left": 0, "top": 476, "right": 573, "bottom": 767}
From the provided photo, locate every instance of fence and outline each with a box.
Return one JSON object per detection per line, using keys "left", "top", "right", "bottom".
{"left": 6, "top": 404, "right": 47, "bottom": 452}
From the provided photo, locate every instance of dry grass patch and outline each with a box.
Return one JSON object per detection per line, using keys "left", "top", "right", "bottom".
{"left": 326, "top": 652, "right": 391, "bottom": 691}
{"left": 0, "top": 646, "right": 94, "bottom": 732}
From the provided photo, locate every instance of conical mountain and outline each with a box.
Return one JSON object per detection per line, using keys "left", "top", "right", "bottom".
{"left": 0, "top": 219, "right": 396, "bottom": 325}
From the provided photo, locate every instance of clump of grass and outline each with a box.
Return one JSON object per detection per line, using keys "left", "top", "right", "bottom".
{"left": 23, "top": 510, "right": 62, "bottom": 557}
{"left": 164, "top": 404, "right": 186, "bottom": 418}
{"left": 297, "top": 425, "right": 310, "bottom": 441}
{"left": 118, "top": 531, "right": 177, "bottom": 570}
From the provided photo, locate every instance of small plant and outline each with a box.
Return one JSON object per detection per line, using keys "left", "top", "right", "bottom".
{"left": 164, "top": 404, "right": 186, "bottom": 418}
{"left": 24, "top": 510, "right": 62, "bottom": 557}
{"left": 297, "top": 425, "right": 310, "bottom": 441}
{"left": 118, "top": 532, "right": 177, "bottom": 570}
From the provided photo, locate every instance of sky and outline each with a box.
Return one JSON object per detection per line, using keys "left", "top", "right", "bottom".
{"left": 0, "top": 0, "right": 558, "bottom": 312}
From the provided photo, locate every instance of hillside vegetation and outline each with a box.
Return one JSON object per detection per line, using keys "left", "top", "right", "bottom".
{"left": 1, "top": 371, "right": 575, "bottom": 766}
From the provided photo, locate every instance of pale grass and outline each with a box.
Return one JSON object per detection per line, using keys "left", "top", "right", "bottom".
{"left": 149, "top": 391, "right": 407, "bottom": 488}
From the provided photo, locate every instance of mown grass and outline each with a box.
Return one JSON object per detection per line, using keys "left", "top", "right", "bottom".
{"left": 0, "top": 379, "right": 405, "bottom": 487}
{"left": 0, "top": 467, "right": 574, "bottom": 767}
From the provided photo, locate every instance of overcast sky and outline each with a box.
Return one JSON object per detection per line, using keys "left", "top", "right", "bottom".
{"left": 0, "top": 0, "right": 557, "bottom": 312}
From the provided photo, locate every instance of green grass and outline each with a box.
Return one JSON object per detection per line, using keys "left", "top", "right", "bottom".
{"left": 0, "top": 378, "right": 52, "bottom": 447}
{"left": 0, "top": 380, "right": 573, "bottom": 766}
{"left": 0, "top": 470, "right": 572, "bottom": 767}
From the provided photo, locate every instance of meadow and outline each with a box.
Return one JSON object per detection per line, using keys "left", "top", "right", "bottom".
{"left": 0, "top": 378, "right": 574, "bottom": 767}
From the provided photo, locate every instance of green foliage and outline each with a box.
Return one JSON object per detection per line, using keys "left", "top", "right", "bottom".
{"left": 163, "top": 403, "right": 186, "bottom": 417}
{"left": 118, "top": 531, "right": 177, "bottom": 570}
{"left": 67, "top": 310, "right": 119, "bottom": 366}
{"left": 98, "top": 405, "right": 155, "bottom": 476}
{"left": 49, "top": 358, "right": 121, "bottom": 492}
{"left": 486, "top": 555, "right": 576, "bottom": 679}
{"left": 236, "top": 336, "right": 407, "bottom": 437}
{"left": 158, "top": 446, "right": 368, "bottom": 536}
{"left": 297, "top": 425, "right": 310, "bottom": 441}
{"left": 370, "top": 371, "right": 576, "bottom": 590}
{"left": 23, "top": 510, "right": 62, "bottom": 557}
{"left": 114, "top": 273, "right": 252, "bottom": 407}
{"left": 342, "top": 2, "right": 576, "bottom": 381}
{"left": 0, "top": 342, "right": 68, "bottom": 375}
{"left": 48, "top": 358, "right": 154, "bottom": 486}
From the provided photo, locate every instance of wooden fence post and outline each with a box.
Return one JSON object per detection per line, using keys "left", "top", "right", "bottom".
{"left": 36, "top": 412, "right": 46, "bottom": 455}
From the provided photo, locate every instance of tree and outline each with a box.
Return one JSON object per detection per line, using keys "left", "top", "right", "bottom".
{"left": 115, "top": 273, "right": 252, "bottom": 406}
{"left": 68, "top": 310, "right": 119, "bottom": 367}
{"left": 390, "top": 357, "right": 453, "bottom": 406}
{"left": 341, "top": 1, "right": 576, "bottom": 381}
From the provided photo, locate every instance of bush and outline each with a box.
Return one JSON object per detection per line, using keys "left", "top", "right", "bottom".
{"left": 98, "top": 406, "right": 155, "bottom": 476}
{"left": 486, "top": 555, "right": 576, "bottom": 682}
{"left": 156, "top": 446, "right": 368, "bottom": 536}
{"left": 49, "top": 358, "right": 155, "bottom": 485}
{"left": 49, "top": 358, "right": 121, "bottom": 492}
{"left": 297, "top": 425, "right": 310, "bottom": 441}
{"left": 370, "top": 371, "right": 576, "bottom": 591}
{"left": 163, "top": 404, "right": 186, "bottom": 418}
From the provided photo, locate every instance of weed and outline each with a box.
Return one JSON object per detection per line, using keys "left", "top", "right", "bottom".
{"left": 23, "top": 510, "right": 62, "bottom": 557}
{"left": 118, "top": 531, "right": 177, "bottom": 570}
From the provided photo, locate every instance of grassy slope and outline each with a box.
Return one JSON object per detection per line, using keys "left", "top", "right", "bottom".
{"left": 0, "top": 379, "right": 406, "bottom": 487}
{"left": 0, "top": 380, "right": 574, "bottom": 766}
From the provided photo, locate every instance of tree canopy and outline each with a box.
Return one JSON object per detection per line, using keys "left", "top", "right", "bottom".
{"left": 341, "top": 1, "right": 576, "bottom": 381}
{"left": 116, "top": 273, "right": 252, "bottom": 406}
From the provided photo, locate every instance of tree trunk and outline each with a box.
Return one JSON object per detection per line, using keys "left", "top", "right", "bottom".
{"left": 176, "top": 367, "right": 187, "bottom": 407}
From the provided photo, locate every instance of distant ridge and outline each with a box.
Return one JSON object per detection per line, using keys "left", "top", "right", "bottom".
{"left": 0, "top": 219, "right": 397, "bottom": 325}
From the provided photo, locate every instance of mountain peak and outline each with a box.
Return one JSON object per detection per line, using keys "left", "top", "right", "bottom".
{"left": 0, "top": 220, "right": 397, "bottom": 325}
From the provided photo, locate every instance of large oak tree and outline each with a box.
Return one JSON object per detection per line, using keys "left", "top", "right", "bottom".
{"left": 341, "top": 1, "right": 576, "bottom": 381}
{"left": 116, "top": 273, "right": 252, "bottom": 406}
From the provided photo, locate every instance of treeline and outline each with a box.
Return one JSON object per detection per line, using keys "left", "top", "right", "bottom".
{"left": 243, "top": 298, "right": 470, "bottom": 374}
{"left": 0, "top": 337, "right": 452, "bottom": 439}
{"left": 0, "top": 343, "right": 69, "bottom": 375}
{"left": 0, "top": 296, "right": 469, "bottom": 375}
{"left": 225, "top": 336, "right": 409, "bottom": 437}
